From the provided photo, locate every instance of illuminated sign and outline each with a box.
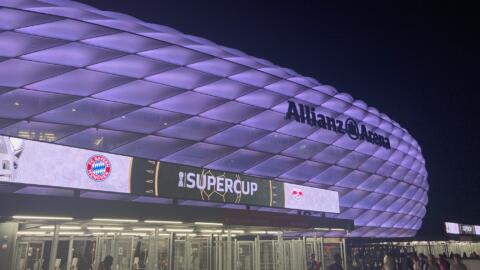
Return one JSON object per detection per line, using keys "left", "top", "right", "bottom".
{"left": 0, "top": 136, "right": 130, "bottom": 193}
{"left": 286, "top": 101, "right": 391, "bottom": 149}
{"left": 445, "top": 222, "right": 480, "bottom": 236}
{"left": 0, "top": 136, "right": 340, "bottom": 213}
{"left": 130, "top": 161, "right": 340, "bottom": 213}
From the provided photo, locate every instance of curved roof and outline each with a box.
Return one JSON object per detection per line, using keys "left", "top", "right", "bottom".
{"left": 0, "top": 0, "right": 428, "bottom": 237}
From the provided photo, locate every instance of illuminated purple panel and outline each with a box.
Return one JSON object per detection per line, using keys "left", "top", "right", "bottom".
{"left": 188, "top": 58, "right": 248, "bottom": 77}
{"left": 340, "top": 189, "right": 369, "bottom": 208}
{"left": 100, "top": 107, "right": 188, "bottom": 134}
{"left": 89, "top": 55, "right": 175, "bottom": 79}
{"left": 206, "top": 125, "right": 269, "bottom": 147}
{"left": 0, "top": 31, "right": 66, "bottom": 57}
{"left": 93, "top": 80, "right": 184, "bottom": 106}
{"left": 0, "top": 0, "right": 428, "bottom": 238}
{"left": 27, "top": 69, "right": 132, "bottom": 96}
{"left": 354, "top": 192, "right": 384, "bottom": 209}
{"left": 83, "top": 32, "right": 167, "bottom": 53}
{"left": 279, "top": 161, "right": 328, "bottom": 183}
{"left": 207, "top": 149, "right": 271, "bottom": 173}
{"left": 281, "top": 139, "right": 328, "bottom": 159}
{"left": 201, "top": 101, "right": 263, "bottom": 123}
{"left": 151, "top": 92, "right": 225, "bottom": 115}
{"left": 146, "top": 67, "right": 220, "bottom": 89}
{"left": 140, "top": 45, "right": 210, "bottom": 65}
{"left": 0, "top": 59, "right": 72, "bottom": 87}
{"left": 229, "top": 69, "right": 278, "bottom": 87}
{"left": 58, "top": 128, "right": 142, "bottom": 151}
{"left": 194, "top": 79, "right": 256, "bottom": 100}
{"left": 265, "top": 79, "right": 306, "bottom": 96}
{"left": 245, "top": 155, "right": 302, "bottom": 177}
{"left": 22, "top": 42, "right": 125, "bottom": 67}
{"left": 162, "top": 142, "right": 234, "bottom": 167}
{"left": 242, "top": 110, "right": 289, "bottom": 131}
{"left": 18, "top": 19, "right": 117, "bottom": 41}
{"left": 237, "top": 89, "right": 288, "bottom": 109}
{"left": 0, "top": 121, "right": 84, "bottom": 141}
{"left": 311, "top": 166, "right": 352, "bottom": 185}
{"left": 157, "top": 117, "right": 231, "bottom": 141}
{"left": 248, "top": 132, "right": 300, "bottom": 154}
{"left": 336, "top": 170, "right": 370, "bottom": 189}
{"left": 356, "top": 175, "right": 386, "bottom": 191}
{"left": 312, "top": 146, "right": 350, "bottom": 165}
{"left": 33, "top": 98, "right": 137, "bottom": 126}
{"left": 0, "top": 8, "right": 59, "bottom": 30}
{"left": 0, "top": 89, "right": 77, "bottom": 119}
{"left": 112, "top": 135, "right": 193, "bottom": 160}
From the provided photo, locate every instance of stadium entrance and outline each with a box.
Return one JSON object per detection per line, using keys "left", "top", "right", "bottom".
{"left": 6, "top": 217, "right": 347, "bottom": 270}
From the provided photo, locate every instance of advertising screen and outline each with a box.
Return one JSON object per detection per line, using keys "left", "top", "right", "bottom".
{"left": 0, "top": 136, "right": 340, "bottom": 213}
{"left": 130, "top": 160, "right": 340, "bottom": 213}
{"left": 475, "top": 226, "right": 480, "bottom": 236}
{"left": 460, "top": 224, "right": 475, "bottom": 235}
{"left": 0, "top": 136, "right": 130, "bottom": 193}
{"left": 445, "top": 222, "right": 460, "bottom": 234}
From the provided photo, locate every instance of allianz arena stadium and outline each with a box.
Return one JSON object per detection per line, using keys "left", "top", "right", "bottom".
{"left": 0, "top": 0, "right": 427, "bottom": 241}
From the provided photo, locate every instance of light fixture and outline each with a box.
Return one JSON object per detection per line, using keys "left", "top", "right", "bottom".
{"left": 14, "top": 102, "right": 20, "bottom": 106}
{"left": 145, "top": 220, "right": 183, "bottom": 224}
{"left": 133, "top": 228, "right": 160, "bottom": 232}
{"left": 166, "top": 228, "right": 194, "bottom": 233}
{"left": 200, "top": 229, "right": 223, "bottom": 233}
{"left": 266, "top": 231, "right": 281, "bottom": 235}
{"left": 194, "top": 222, "right": 223, "bottom": 226}
{"left": 87, "top": 226, "right": 123, "bottom": 231}
{"left": 39, "top": 226, "right": 82, "bottom": 230}
{"left": 13, "top": 215, "right": 73, "bottom": 221}
{"left": 229, "top": 230, "right": 245, "bottom": 234}
{"left": 121, "top": 232, "right": 147, "bottom": 236}
{"left": 221, "top": 234, "right": 237, "bottom": 237}
{"left": 17, "top": 231, "right": 51, "bottom": 236}
{"left": 92, "top": 218, "right": 138, "bottom": 223}
{"left": 249, "top": 230, "right": 266, "bottom": 234}
{"left": 59, "top": 232, "right": 84, "bottom": 235}
{"left": 314, "top": 227, "right": 330, "bottom": 231}
{"left": 330, "top": 228, "right": 345, "bottom": 231}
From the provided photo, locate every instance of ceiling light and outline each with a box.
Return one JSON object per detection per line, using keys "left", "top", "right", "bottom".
{"left": 13, "top": 215, "right": 73, "bottom": 221}
{"left": 166, "top": 228, "right": 194, "bottom": 233}
{"left": 59, "top": 232, "right": 84, "bottom": 235}
{"left": 194, "top": 222, "right": 223, "bottom": 226}
{"left": 87, "top": 226, "right": 123, "bottom": 231}
{"left": 200, "top": 229, "right": 223, "bottom": 233}
{"left": 92, "top": 218, "right": 138, "bottom": 223}
{"left": 121, "top": 232, "right": 147, "bottom": 236}
{"left": 145, "top": 220, "right": 183, "bottom": 224}
{"left": 39, "top": 226, "right": 82, "bottom": 230}
{"left": 229, "top": 230, "right": 245, "bottom": 234}
{"left": 133, "top": 228, "right": 159, "bottom": 232}
{"left": 17, "top": 231, "right": 51, "bottom": 236}
{"left": 249, "top": 230, "right": 266, "bottom": 234}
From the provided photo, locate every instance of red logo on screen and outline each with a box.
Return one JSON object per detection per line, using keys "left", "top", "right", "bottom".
{"left": 86, "top": 155, "right": 111, "bottom": 181}
{"left": 291, "top": 188, "right": 304, "bottom": 199}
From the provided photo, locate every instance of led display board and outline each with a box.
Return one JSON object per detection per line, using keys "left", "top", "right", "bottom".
{"left": 130, "top": 161, "right": 340, "bottom": 213}
{"left": 0, "top": 136, "right": 130, "bottom": 193}
{"left": 445, "top": 222, "right": 480, "bottom": 235}
{"left": 0, "top": 136, "right": 340, "bottom": 213}
{"left": 445, "top": 222, "right": 460, "bottom": 234}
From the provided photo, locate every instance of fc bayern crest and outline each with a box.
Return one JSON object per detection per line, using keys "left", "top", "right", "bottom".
{"left": 86, "top": 155, "right": 111, "bottom": 181}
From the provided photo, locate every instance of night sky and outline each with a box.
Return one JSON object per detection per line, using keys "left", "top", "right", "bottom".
{"left": 77, "top": 0, "right": 479, "bottom": 238}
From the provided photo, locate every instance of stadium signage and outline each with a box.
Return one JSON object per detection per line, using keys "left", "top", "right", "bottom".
{"left": 286, "top": 101, "right": 391, "bottom": 149}
{"left": 130, "top": 161, "right": 340, "bottom": 213}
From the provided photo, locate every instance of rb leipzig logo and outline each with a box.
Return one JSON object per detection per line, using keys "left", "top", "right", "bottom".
{"left": 86, "top": 155, "right": 111, "bottom": 181}
{"left": 291, "top": 188, "right": 304, "bottom": 199}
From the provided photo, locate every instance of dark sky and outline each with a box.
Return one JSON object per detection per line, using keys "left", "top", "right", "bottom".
{"left": 77, "top": 0, "right": 479, "bottom": 237}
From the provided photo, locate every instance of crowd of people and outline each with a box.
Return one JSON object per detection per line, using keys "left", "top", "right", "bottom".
{"left": 348, "top": 246, "right": 478, "bottom": 270}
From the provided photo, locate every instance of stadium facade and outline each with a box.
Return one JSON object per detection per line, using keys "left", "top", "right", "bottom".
{"left": 0, "top": 0, "right": 428, "bottom": 269}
